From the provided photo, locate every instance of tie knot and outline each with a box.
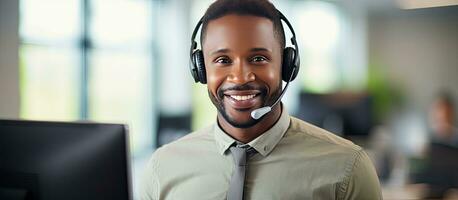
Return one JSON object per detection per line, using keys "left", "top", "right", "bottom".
{"left": 229, "top": 146, "right": 247, "bottom": 166}
{"left": 229, "top": 145, "right": 257, "bottom": 166}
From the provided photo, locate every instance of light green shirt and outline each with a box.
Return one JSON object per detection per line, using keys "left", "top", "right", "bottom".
{"left": 141, "top": 108, "right": 382, "bottom": 200}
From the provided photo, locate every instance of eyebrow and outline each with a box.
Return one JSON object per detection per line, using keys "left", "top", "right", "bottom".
{"left": 209, "top": 47, "right": 272, "bottom": 56}
{"left": 210, "top": 48, "right": 230, "bottom": 56}
{"left": 250, "top": 47, "right": 272, "bottom": 53}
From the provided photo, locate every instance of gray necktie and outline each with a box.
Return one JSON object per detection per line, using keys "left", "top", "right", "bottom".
{"left": 227, "top": 145, "right": 256, "bottom": 200}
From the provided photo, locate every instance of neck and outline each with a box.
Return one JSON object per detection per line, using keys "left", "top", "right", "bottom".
{"left": 218, "top": 104, "right": 282, "bottom": 144}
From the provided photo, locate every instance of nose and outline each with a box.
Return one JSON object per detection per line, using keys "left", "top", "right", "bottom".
{"left": 226, "top": 60, "right": 255, "bottom": 84}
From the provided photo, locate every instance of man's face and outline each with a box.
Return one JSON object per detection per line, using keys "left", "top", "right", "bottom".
{"left": 202, "top": 14, "right": 282, "bottom": 128}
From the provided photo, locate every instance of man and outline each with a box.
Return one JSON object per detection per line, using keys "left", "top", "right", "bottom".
{"left": 429, "top": 92, "right": 458, "bottom": 146}
{"left": 416, "top": 92, "right": 458, "bottom": 198}
{"left": 141, "top": 0, "right": 381, "bottom": 199}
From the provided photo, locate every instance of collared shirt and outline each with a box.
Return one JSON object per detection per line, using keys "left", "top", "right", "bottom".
{"left": 141, "top": 108, "right": 382, "bottom": 200}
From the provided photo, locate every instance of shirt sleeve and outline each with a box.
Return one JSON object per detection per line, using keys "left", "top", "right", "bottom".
{"left": 338, "top": 149, "right": 383, "bottom": 200}
{"left": 140, "top": 154, "right": 160, "bottom": 200}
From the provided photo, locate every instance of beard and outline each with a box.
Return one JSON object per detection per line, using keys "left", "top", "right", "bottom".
{"left": 208, "top": 81, "right": 282, "bottom": 128}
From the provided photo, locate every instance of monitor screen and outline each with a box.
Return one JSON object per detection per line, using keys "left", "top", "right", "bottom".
{"left": 0, "top": 120, "right": 132, "bottom": 200}
{"left": 296, "top": 92, "right": 373, "bottom": 137}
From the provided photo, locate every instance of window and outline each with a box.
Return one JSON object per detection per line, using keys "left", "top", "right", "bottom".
{"left": 19, "top": 0, "right": 154, "bottom": 159}
{"left": 20, "top": 1, "right": 155, "bottom": 198}
{"left": 20, "top": 0, "right": 81, "bottom": 120}
{"left": 19, "top": 0, "right": 155, "bottom": 197}
{"left": 87, "top": 0, "right": 154, "bottom": 155}
{"left": 292, "top": 1, "right": 368, "bottom": 93}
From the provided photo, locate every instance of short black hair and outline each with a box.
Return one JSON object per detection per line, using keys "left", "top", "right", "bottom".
{"left": 200, "top": 0, "right": 285, "bottom": 50}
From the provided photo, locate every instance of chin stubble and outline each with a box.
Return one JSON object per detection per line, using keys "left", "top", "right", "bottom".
{"left": 207, "top": 82, "right": 282, "bottom": 128}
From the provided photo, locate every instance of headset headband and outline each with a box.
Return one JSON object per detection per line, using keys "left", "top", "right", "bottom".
{"left": 190, "top": 9, "right": 299, "bottom": 66}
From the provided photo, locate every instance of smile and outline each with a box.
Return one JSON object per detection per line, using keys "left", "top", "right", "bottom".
{"left": 223, "top": 90, "right": 262, "bottom": 110}
{"left": 228, "top": 94, "right": 257, "bottom": 101}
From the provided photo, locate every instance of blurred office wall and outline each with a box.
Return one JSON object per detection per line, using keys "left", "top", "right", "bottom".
{"left": 0, "top": 0, "right": 19, "bottom": 119}
{"left": 369, "top": 6, "right": 458, "bottom": 113}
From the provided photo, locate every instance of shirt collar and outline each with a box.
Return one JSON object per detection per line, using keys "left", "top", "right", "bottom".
{"left": 213, "top": 106, "right": 291, "bottom": 157}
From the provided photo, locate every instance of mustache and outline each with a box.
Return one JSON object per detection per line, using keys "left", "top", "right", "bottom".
{"left": 217, "top": 82, "right": 268, "bottom": 99}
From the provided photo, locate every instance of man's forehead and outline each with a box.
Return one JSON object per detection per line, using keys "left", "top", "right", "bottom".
{"left": 202, "top": 14, "right": 278, "bottom": 53}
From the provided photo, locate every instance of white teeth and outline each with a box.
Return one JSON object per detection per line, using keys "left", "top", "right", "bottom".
{"left": 230, "top": 94, "right": 256, "bottom": 101}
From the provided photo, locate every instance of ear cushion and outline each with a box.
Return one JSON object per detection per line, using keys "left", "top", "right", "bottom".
{"left": 282, "top": 47, "right": 298, "bottom": 82}
{"left": 192, "top": 50, "right": 207, "bottom": 84}
{"left": 190, "top": 53, "right": 199, "bottom": 83}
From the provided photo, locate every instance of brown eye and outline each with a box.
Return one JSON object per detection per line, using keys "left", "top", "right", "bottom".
{"left": 251, "top": 55, "right": 268, "bottom": 63}
{"left": 215, "top": 57, "right": 231, "bottom": 64}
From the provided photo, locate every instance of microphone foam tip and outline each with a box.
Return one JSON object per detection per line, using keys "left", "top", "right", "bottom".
{"left": 251, "top": 107, "right": 272, "bottom": 120}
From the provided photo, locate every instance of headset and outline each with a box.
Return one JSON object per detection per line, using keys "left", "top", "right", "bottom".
{"left": 189, "top": 9, "right": 300, "bottom": 120}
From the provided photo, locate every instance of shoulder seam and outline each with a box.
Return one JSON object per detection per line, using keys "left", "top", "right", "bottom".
{"left": 337, "top": 149, "right": 365, "bottom": 200}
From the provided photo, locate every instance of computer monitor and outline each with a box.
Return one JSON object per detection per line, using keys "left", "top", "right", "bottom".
{"left": 0, "top": 120, "right": 132, "bottom": 200}
{"left": 296, "top": 92, "right": 373, "bottom": 138}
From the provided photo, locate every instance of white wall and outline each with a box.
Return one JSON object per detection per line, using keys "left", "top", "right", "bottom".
{"left": 0, "top": 0, "right": 19, "bottom": 119}
{"left": 369, "top": 6, "right": 458, "bottom": 113}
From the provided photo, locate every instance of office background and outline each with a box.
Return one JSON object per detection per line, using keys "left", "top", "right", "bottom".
{"left": 1, "top": 0, "right": 458, "bottom": 199}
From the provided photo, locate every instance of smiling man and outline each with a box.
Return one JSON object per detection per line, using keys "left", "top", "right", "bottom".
{"left": 141, "top": 0, "right": 382, "bottom": 200}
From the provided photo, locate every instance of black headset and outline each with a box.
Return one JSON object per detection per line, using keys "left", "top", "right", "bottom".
{"left": 189, "top": 9, "right": 300, "bottom": 84}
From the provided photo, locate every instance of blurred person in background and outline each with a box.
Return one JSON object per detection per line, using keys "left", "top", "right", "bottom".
{"left": 141, "top": 0, "right": 381, "bottom": 199}
{"left": 429, "top": 91, "right": 458, "bottom": 146}
{"left": 412, "top": 91, "right": 458, "bottom": 199}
